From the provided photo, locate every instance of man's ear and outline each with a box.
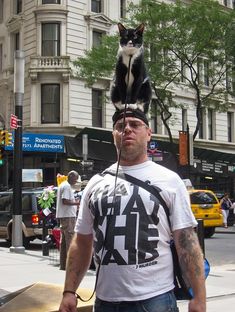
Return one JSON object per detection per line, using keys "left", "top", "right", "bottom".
{"left": 147, "top": 128, "right": 152, "bottom": 142}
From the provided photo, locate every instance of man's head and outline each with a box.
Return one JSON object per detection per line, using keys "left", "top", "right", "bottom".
{"left": 67, "top": 171, "right": 81, "bottom": 186}
{"left": 112, "top": 114, "right": 151, "bottom": 165}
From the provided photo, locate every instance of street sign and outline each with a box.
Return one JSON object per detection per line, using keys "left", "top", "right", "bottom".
{"left": 149, "top": 141, "right": 157, "bottom": 150}
{"left": 81, "top": 160, "right": 94, "bottom": 167}
{"left": 10, "top": 114, "right": 18, "bottom": 129}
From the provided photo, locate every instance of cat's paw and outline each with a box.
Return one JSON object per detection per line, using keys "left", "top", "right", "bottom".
{"left": 114, "top": 103, "right": 138, "bottom": 111}
{"left": 136, "top": 101, "right": 149, "bottom": 113}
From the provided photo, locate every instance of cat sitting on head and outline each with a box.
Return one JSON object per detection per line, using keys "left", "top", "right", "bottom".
{"left": 111, "top": 23, "right": 152, "bottom": 116}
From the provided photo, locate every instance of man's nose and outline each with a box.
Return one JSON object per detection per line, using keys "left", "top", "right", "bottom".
{"left": 123, "top": 123, "right": 132, "bottom": 132}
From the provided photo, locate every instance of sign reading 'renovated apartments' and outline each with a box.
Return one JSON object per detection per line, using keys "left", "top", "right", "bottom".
{"left": 5, "top": 133, "right": 65, "bottom": 153}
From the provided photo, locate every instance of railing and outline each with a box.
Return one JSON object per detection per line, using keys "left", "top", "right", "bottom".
{"left": 30, "top": 56, "right": 70, "bottom": 69}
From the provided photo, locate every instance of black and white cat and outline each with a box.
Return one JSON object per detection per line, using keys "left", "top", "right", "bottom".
{"left": 111, "top": 23, "right": 152, "bottom": 114}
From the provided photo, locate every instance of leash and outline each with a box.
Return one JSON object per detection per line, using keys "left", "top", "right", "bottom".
{"left": 75, "top": 55, "right": 133, "bottom": 303}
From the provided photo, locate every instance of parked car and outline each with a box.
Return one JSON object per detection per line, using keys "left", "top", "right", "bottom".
{"left": 188, "top": 189, "right": 223, "bottom": 238}
{"left": 0, "top": 188, "right": 56, "bottom": 248}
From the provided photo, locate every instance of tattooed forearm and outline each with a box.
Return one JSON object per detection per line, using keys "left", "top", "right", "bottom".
{"left": 176, "top": 228, "right": 204, "bottom": 279}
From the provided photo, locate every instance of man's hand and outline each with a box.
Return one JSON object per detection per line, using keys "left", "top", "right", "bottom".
{"left": 59, "top": 293, "right": 77, "bottom": 312}
{"left": 188, "top": 297, "right": 206, "bottom": 312}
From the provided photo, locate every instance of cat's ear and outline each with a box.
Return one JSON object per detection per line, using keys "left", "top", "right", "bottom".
{"left": 118, "top": 23, "right": 126, "bottom": 34}
{"left": 135, "top": 23, "right": 145, "bottom": 35}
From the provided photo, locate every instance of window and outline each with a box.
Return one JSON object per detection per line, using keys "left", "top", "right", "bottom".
{"left": 42, "top": 23, "right": 60, "bottom": 56}
{"left": 92, "top": 30, "right": 103, "bottom": 47}
{"left": 120, "top": 0, "right": 126, "bottom": 18}
{"left": 232, "top": 65, "right": 235, "bottom": 92}
{"left": 223, "top": 0, "right": 228, "bottom": 6}
{"left": 14, "top": 0, "right": 22, "bottom": 14}
{"left": 150, "top": 100, "right": 162, "bottom": 134}
{"left": 91, "top": 0, "right": 102, "bottom": 13}
{"left": 182, "top": 109, "right": 187, "bottom": 131}
{"left": 0, "top": 44, "right": 2, "bottom": 72}
{"left": 208, "top": 109, "right": 214, "bottom": 140}
{"left": 197, "top": 58, "right": 209, "bottom": 86}
{"left": 41, "top": 84, "right": 60, "bottom": 124}
{"left": 15, "top": 32, "right": 20, "bottom": 50}
{"left": 92, "top": 89, "right": 103, "bottom": 127}
{"left": 198, "top": 108, "right": 204, "bottom": 139}
{"left": 227, "top": 112, "right": 234, "bottom": 143}
{"left": 180, "top": 60, "right": 186, "bottom": 83}
{"left": 0, "top": 0, "right": 3, "bottom": 23}
{"left": 204, "top": 60, "right": 209, "bottom": 86}
{"left": 42, "top": 0, "right": 61, "bottom": 3}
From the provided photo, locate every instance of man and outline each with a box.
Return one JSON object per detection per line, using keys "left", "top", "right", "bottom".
{"left": 59, "top": 108, "right": 206, "bottom": 312}
{"left": 56, "top": 170, "right": 81, "bottom": 270}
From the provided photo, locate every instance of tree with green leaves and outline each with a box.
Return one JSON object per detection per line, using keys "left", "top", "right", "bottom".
{"left": 74, "top": 0, "right": 235, "bottom": 144}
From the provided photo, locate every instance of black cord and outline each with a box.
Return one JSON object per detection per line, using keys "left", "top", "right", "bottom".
{"left": 77, "top": 55, "right": 133, "bottom": 303}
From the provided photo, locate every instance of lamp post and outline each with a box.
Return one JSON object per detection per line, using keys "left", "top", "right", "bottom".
{"left": 10, "top": 50, "right": 25, "bottom": 253}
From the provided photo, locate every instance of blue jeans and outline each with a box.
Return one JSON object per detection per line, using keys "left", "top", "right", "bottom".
{"left": 93, "top": 290, "right": 179, "bottom": 312}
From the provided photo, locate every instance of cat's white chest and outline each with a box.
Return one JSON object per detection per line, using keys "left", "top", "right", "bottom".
{"left": 119, "top": 45, "right": 142, "bottom": 89}
{"left": 122, "top": 54, "right": 135, "bottom": 89}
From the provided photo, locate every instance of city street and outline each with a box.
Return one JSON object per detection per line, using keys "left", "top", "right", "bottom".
{"left": 0, "top": 227, "right": 235, "bottom": 311}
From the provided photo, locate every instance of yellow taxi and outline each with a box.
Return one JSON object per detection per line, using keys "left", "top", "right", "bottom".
{"left": 188, "top": 189, "right": 223, "bottom": 238}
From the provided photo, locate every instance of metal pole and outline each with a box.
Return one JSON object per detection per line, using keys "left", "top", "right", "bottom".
{"left": 10, "top": 50, "right": 25, "bottom": 253}
{"left": 187, "top": 124, "right": 190, "bottom": 180}
{"left": 82, "top": 134, "right": 88, "bottom": 161}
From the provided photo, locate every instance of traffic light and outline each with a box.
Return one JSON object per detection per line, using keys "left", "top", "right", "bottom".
{"left": 0, "top": 148, "right": 3, "bottom": 166}
{"left": 0, "top": 130, "right": 5, "bottom": 145}
{"left": 5, "top": 131, "right": 12, "bottom": 146}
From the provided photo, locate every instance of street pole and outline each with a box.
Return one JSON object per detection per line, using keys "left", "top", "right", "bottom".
{"left": 82, "top": 134, "right": 88, "bottom": 177}
{"left": 10, "top": 50, "right": 25, "bottom": 253}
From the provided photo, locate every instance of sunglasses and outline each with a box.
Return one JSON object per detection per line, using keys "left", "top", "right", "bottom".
{"left": 114, "top": 120, "right": 148, "bottom": 133}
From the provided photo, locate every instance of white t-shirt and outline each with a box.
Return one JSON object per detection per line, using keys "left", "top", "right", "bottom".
{"left": 75, "top": 161, "right": 197, "bottom": 301}
{"left": 56, "top": 181, "right": 77, "bottom": 218}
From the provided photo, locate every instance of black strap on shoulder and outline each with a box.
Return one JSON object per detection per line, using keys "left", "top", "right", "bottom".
{"left": 102, "top": 170, "right": 171, "bottom": 227}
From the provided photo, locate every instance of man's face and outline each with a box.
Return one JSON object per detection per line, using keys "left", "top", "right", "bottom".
{"left": 68, "top": 174, "right": 78, "bottom": 186}
{"left": 112, "top": 117, "right": 152, "bottom": 164}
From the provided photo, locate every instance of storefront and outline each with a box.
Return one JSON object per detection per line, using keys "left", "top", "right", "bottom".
{"left": 1, "top": 133, "right": 65, "bottom": 188}
{"left": 65, "top": 127, "right": 235, "bottom": 197}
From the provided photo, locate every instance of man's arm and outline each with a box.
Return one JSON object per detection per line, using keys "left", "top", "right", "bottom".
{"left": 62, "top": 198, "right": 80, "bottom": 206}
{"left": 59, "top": 233, "right": 93, "bottom": 312}
{"left": 173, "top": 227, "right": 206, "bottom": 312}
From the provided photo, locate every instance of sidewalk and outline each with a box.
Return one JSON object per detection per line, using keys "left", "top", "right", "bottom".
{"left": 0, "top": 244, "right": 235, "bottom": 311}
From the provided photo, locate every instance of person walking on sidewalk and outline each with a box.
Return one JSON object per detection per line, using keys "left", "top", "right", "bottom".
{"left": 220, "top": 193, "right": 232, "bottom": 228}
{"left": 56, "top": 170, "right": 81, "bottom": 270}
{"left": 58, "top": 106, "right": 206, "bottom": 312}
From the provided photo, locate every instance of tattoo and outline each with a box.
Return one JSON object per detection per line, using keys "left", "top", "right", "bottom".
{"left": 177, "top": 228, "right": 203, "bottom": 280}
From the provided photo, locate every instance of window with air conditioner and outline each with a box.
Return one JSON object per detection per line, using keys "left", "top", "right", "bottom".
{"left": 41, "top": 84, "right": 60, "bottom": 124}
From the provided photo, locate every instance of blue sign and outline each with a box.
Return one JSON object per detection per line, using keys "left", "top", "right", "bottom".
{"left": 5, "top": 133, "right": 64, "bottom": 153}
{"left": 149, "top": 141, "right": 158, "bottom": 150}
